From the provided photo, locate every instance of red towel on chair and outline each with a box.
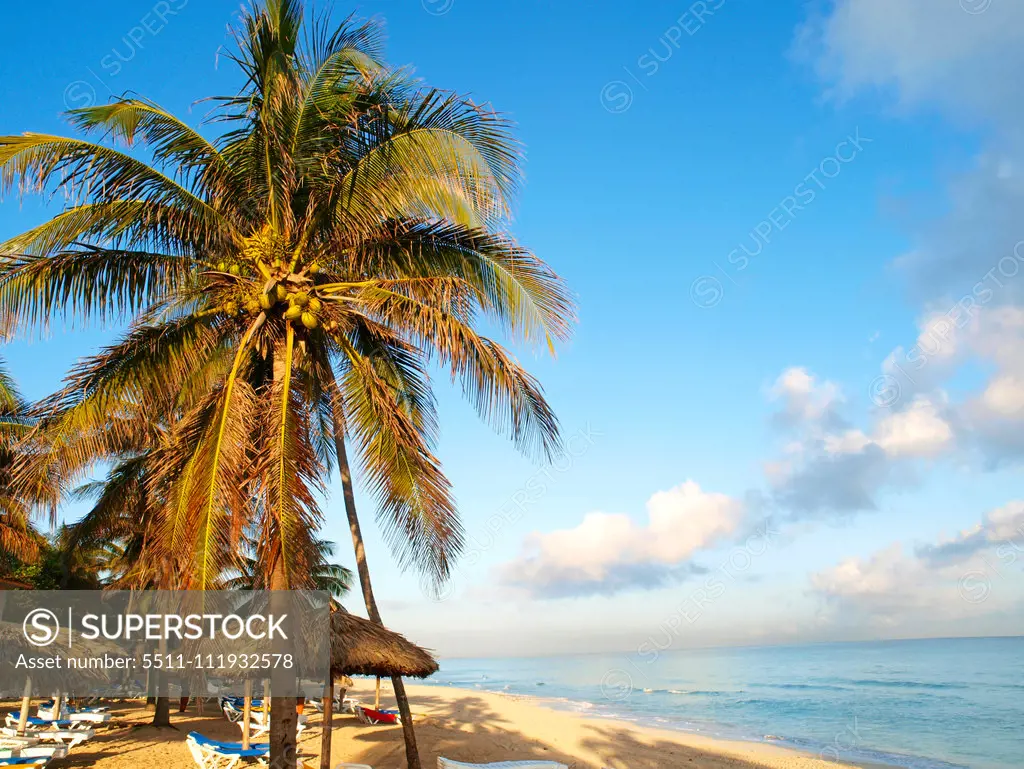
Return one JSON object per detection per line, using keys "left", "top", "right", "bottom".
{"left": 360, "top": 707, "right": 399, "bottom": 724}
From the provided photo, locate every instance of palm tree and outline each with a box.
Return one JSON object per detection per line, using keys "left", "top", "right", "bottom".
{"left": 0, "top": 2, "right": 574, "bottom": 765}
{"left": 0, "top": 358, "right": 45, "bottom": 578}
{"left": 224, "top": 533, "right": 353, "bottom": 602}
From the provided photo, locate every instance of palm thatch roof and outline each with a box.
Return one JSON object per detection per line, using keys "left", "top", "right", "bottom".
{"left": 331, "top": 609, "right": 438, "bottom": 679}
{"left": 0, "top": 578, "right": 33, "bottom": 590}
{"left": 0, "top": 622, "right": 121, "bottom": 694}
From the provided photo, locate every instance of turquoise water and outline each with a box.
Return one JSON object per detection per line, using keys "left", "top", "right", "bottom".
{"left": 424, "top": 637, "right": 1023, "bottom": 769}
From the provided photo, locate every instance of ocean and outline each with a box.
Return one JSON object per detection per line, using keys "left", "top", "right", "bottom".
{"left": 423, "top": 637, "right": 1022, "bottom": 769}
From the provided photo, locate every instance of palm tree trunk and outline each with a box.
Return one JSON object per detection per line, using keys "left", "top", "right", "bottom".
{"left": 152, "top": 632, "right": 172, "bottom": 727}
{"left": 330, "top": 397, "right": 422, "bottom": 769}
{"left": 152, "top": 694, "right": 172, "bottom": 727}
{"left": 269, "top": 559, "right": 299, "bottom": 769}
{"left": 242, "top": 679, "right": 253, "bottom": 751}
{"left": 269, "top": 340, "right": 298, "bottom": 769}
{"left": 318, "top": 676, "right": 334, "bottom": 769}
{"left": 16, "top": 677, "right": 31, "bottom": 736}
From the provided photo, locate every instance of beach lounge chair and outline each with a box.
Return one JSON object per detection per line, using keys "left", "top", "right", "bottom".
{"left": 186, "top": 731, "right": 269, "bottom": 769}
{"left": 306, "top": 698, "right": 326, "bottom": 713}
{"left": 0, "top": 738, "right": 36, "bottom": 750}
{"left": 308, "top": 694, "right": 358, "bottom": 713}
{"left": 36, "top": 702, "right": 108, "bottom": 721}
{"left": 0, "top": 727, "right": 94, "bottom": 750}
{"left": 237, "top": 713, "right": 305, "bottom": 741}
{"left": 0, "top": 759, "right": 48, "bottom": 766}
{"left": 63, "top": 712, "right": 111, "bottom": 724}
{"left": 354, "top": 706, "right": 399, "bottom": 725}
{"left": 437, "top": 761, "right": 568, "bottom": 769}
{"left": 0, "top": 746, "right": 67, "bottom": 761}
{"left": 341, "top": 697, "right": 361, "bottom": 714}
{"left": 220, "top": 699, "right": 267, "bottom": 723}
{"left": 220, "top": 700, "right": 245, "bottom": 723}
{"left": 3, "top": 715, "right": 93, "bottom": 731}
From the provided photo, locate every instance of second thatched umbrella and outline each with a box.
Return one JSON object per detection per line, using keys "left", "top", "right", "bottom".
{"left": 319, "top": 609, "right": 438, "bottom": 769}
{"left": 330, "top": 609, "right": 438, "bottom": 679}
{"left": 0, "top": 622, "right": 122, "bottom": 735}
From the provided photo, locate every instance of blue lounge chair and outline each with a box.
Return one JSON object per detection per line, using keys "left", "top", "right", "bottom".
{"left": 2, "top": 717, "right": 76, "bottom": 730}
{"left": 186, "top": 731, "right": 269, "bottom": 769}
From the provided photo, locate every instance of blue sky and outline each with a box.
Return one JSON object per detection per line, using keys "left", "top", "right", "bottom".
{"left": 1, "top": 0, "right": 1022, "bottom": 658}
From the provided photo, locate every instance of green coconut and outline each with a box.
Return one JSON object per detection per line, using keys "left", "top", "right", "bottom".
{"left": 259, "top": 292, "right": 274, "bottom": 310}
{"left": 275, "top": 284, "right": 289, "bottom": 302}
{"left": 301, "top": 312, "right": 319, "bottom": 329}
{"left": 284, "top": 305, "right": 303, "bottom": 321}
{"left": 229, "top": 264, "right": 241, "bottom": 276}
{"left": 292, "top": 292, "right": 309, "bottom": 307}
{"left": 307, "top": 297, "right": 323, "bottom": 313}
{"left": 308, "top": 262, "right": 321, "bottom": 275}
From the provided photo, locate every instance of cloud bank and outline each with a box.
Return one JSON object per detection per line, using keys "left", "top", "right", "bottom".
{"left": 811, "top": 500, "right": 1024, "bottom": 631}
{"left": 497, "top": 481, "right": 747, "bottom": 598}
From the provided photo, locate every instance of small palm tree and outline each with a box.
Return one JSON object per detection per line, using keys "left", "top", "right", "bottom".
{"left": 223, "top": 533, "right": 353, "bottom": 603}
{"left": 0, "top": 358, "right": 47, "bottom": 577}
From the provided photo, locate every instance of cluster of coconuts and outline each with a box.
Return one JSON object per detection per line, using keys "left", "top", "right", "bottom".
{"left": 216, "top": 257, "right": 330, "bottom": 328}
{"left": 283, "top": 291, "right": 323, "bottom": 329}
{"left": 252, "top": 284, "right": 325, "bottom": 329}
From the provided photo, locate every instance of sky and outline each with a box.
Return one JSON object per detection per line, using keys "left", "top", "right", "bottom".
{"left": 1, "top": 0, "right": 1022, "bottom": 659}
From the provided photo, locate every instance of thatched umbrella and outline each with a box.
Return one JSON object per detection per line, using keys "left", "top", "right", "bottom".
{"left": 0, "top": 622, "right": 121, "bottom": 735}
{"left": 319, "top": 610, "right": 438, "bottom": 769}
{"left": 330, "top": 610, "right": 438, "bottom": 679}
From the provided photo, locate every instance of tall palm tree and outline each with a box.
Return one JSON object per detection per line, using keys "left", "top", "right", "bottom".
{"left": 0, "top": 2, "right": 574, "bottom": 765}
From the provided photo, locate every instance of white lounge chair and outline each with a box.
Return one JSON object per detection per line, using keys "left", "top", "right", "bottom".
{"left": 341, "top": 697, "right": 361, "bottom": 714}
{"left": 66, "top": 712, "right": 110, "bottom": 724}
{"left": 0, "top": 739, "right": 36, "bottom": 751}
{"left": 4, "top": 715, "right": 93, "bottom": 731}
{"left": 0, "top": 746, "right": 66, "bottom": 760}
{"left": 437, "top": 760, "right": 568, "bottom": 769}
{"left": 237, "top": 713, "right": 305, "bottom": 741}
{"left": 36, "top": 704, "right": 106, "bottom": 721}
{"left": 186, "top": 731, "right": 269, "bottom": 769}
{"left": 220, "top": 699, "right": 267, "bottom": 724}
{"left": 0, "top": 727, "right": 94, "bottom": 750}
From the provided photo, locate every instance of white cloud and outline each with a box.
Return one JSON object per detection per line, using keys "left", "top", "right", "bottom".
{"left": 874, "top": 395, "right": 952, "bottom": 457}
{"left": 823, "top": 429, "right": 871, "bottom": 456}
{"left": 498, "top": 481, "right": 746, "bottom": 598}
{"left": 881, "top": 305, "right": 1024, "bottom": 463}
{"left": 770, "top": 367, "right": 844, "bottom": 429}
{"left": 811, "top": 544, "right": 928, "bottom": 615}
{"left": 812, "top": 501, "right": 1024, "bottom": 632}
{"left": 919, "top": 500, "right": 1024, "bottom": 565}
{"left": 977, "top": 375, "right": 1024, "bottom": 417}
{"left": 766, "top": 367, "right": 952, "bottom": 516}
{"left": 798, "top": 0, "right": 1024, "bottom": 126}
{"left": 803, "top": 2, "right": 1024, "bottom": 467}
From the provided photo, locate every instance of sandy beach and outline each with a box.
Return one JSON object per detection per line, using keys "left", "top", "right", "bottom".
{"left": 3, "top": 681, "right": 874, "bottom": 769}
